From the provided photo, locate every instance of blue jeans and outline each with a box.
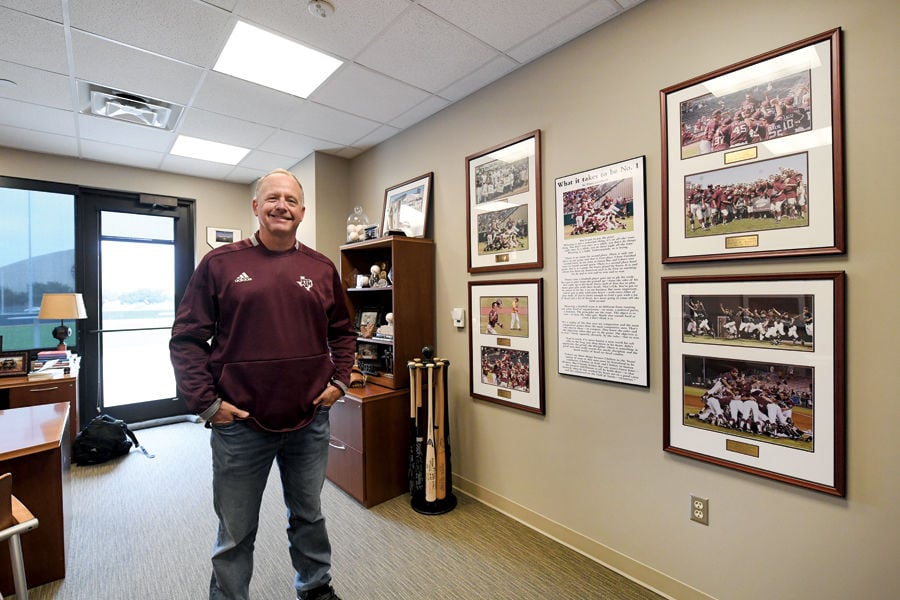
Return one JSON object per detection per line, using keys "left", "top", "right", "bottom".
{"left": 208, "top": 409, "right": 332, "bottom": 600}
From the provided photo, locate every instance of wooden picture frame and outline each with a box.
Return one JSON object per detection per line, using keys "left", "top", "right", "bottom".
{"left": 468, "top": 279, "right": 544, "bottom": 415}
{"left": 661, "top": 271, "right": 845, "bottom": 496}
{"left": 660, "top": 28, "right": 844, "bottom": 263}
{"left": 381, "top": 172, "right": 433, "bottom": 238}
{"left": 466, "top": 130, "right": 542, "bottom": 273}
{"left": 206, "top": 227, "right": 241, "bottom": 249}
{"left": 0, "top": 350, "right": 29, "bottom": 378}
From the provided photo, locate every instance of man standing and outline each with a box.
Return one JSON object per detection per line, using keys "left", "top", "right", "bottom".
{"left": 170, "top": 169, "right": 355, "bottom": 600}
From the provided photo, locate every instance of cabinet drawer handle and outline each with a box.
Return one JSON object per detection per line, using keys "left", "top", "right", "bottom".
{"left": 328, "top": 441, "right": 346, "bottom": 451}
{"left": 29, "top": 386, "right": 60, "bottom": 392}
{"left": 336, "top": 397, "right": 345, "bottom": 403}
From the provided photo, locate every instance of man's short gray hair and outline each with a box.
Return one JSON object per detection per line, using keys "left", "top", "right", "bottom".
{"left": 254, "top": 169, "right": 304, "bottom": 204}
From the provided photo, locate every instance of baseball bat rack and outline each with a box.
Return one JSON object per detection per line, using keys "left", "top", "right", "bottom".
{"left": 407, "top": 346, "right": 457, "bottom": 515}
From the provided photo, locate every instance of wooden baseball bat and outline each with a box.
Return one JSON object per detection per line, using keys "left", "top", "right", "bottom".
{"left": 435, "top": 360, "right": 447, "bottom": 500}
{"left": 407, "top": 361, "right": 417, "bottom": 493}
{"left": 412, "top": 362, "right": 424, "bottom": 495}
{"left": 424, "top": 362, "right": 436, "bottom": 503}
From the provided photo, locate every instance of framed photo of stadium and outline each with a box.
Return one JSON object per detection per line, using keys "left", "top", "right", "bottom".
{"left": 466, "top": 130, "right": 543, "bottom": 273}
{"left": 660, "top": 28, "right": 844, "bottom": 263}
{"left": 467, "top": 279, "right": 544, "bottom": 414}
{"left": 661, "top": 271, "right": 846, "bottom": 496}
{"left": 381, "top": 172, "right": 433, "bottom": 238}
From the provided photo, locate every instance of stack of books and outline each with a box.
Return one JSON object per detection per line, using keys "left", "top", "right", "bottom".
{"left": 28, "top": 350, "right": 80, "bottom": 380}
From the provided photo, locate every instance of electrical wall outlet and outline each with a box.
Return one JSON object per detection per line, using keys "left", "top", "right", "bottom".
{"left": 690, "top": 495, "right": 709, "bottom": 525}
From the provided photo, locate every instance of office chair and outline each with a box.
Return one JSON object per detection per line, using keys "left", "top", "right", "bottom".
{"left": 0, "top": 473, "right": 39, "bottom": 600}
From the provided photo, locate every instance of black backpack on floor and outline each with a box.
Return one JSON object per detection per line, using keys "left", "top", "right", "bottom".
{"left": 73, "top": 414, "right": 146, "bottom": 465}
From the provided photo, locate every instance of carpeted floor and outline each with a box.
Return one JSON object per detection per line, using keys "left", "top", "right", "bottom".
{"left": 22, "top": 421, "right": 662, "bottom": 599}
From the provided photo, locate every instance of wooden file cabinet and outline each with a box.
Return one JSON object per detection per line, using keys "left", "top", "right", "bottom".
{"left": 326, "top": 384, "right": 409, "bottom": 508}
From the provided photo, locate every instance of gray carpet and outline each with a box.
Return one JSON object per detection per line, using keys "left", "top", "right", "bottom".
{"left": 23, "top": 421, "right": 662, "bottom": 600}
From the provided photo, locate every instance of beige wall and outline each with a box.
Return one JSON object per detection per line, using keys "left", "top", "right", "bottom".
{"left": 347, "top": 0, "right": 900, "bottom": 598}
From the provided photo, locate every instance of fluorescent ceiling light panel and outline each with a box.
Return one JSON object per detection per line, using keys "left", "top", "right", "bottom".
{"left": 171, "top": 135, "right": 250, "bottom": 165}
{"left": 214, "top": 21, "right": 342, "bottom": 98}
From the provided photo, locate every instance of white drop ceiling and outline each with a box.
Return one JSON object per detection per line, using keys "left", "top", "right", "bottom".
{"left": 0, "top": 0, "right": 644, "bottom": 183}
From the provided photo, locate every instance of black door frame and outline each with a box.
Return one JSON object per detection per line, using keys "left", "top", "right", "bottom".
{"left": 76, "top": 187, "right": 195, "bottom": 425}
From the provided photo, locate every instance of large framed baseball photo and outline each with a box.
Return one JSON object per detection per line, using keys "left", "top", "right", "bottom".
{"left": 468, "top": 279, "right": 544, "bottom": 415}
{"left": 662, "top": 272, "right": 845, "bottom": 496}
{"left": 466, "top": 130, "right": 542, "bottom": 273}
{"left": 660, "top": 28, "right": 844, "bottom": 263}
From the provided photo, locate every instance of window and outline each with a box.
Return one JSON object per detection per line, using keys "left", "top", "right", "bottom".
{"left": 0, "top": 177, "right": 77, "bottom": 351}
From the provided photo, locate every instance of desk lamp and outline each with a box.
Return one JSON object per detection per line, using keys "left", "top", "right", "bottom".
{"left": 38, "top": 293, "right": 87, "bottom": 351}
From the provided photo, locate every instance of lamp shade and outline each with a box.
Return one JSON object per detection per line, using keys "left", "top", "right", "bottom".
{"left": 38, "top": 293, "right": 88, "bottom": 320}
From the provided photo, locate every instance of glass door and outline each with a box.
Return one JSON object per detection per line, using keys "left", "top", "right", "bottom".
{"left": 78, "top": 190, "right": 194, "bottom": 424}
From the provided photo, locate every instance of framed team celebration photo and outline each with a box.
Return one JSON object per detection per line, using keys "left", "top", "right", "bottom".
{"left": 662, "top": 271, "right": 845, "bottom": 496}
{"left": 466, "top": 130, "right": 543, "bottom": 273}
{"left": 660, "top": 28, "right": 844, "bottom": 263}
{"left": 468, "top": 279, "right": 544, "bottom": 414}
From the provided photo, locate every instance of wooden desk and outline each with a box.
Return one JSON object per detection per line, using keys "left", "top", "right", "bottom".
{"left": 0, "top": 373, "right": 79, "bottom": 444}
{"left": 0, "top": 402, "right": 70, "bottom": 596}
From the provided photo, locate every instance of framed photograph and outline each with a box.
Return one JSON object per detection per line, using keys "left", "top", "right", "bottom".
{"left": 660, "top": 28, "right": 844, "bottom": 263}
{"left": 466, "top": 130, "right": 542, "bottom": 273}
{"left": 468, "top": 279, "right": 544, "bottom": 414}
{"left": 355, "top": 307, "right": 382, "bottom": 332}
{"left": 662, "top": 271, "right": 845, "bottom": 496}
{"left": 207, "top": 227, "right": 241, "bottom": 249}
{"left": 555, "top": 156, "right": 649, "bottom": 387}
{"left": 0, "top": 350, "right": 29, "bottom": 378}
{"left": 381, "top": 172, "right": 433, "bottom": 238}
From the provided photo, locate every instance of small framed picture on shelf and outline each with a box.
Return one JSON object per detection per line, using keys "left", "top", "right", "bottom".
{"left": 466, "top": 130, "right": 542, "bottom": 273}
{"left": 356, "top": 307, "right": 382, "bottom": 338}
{"left": 0, "top": 350, "right": 29, "bottom": 378}
{"left": 382, "top": 172, "right": 433, "bottom": 238}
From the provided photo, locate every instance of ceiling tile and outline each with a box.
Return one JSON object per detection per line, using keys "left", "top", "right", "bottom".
{"left": 0, "top": 125, "right": 78, "bottom": 156}
{"left": 280, "top": 102, "right": 379, "bottom": 146}
{"left": 192, "top": 71, "right": 301, "bottom": 128}
{"left": 233, "top": 0, "right": 409, "bottom": 60}
{"left": 80, "top": 139, "right": 165, "bottom": 170}
{"left": 225, "top": 165, "right": 267, "bottom": 184}
{"left": 0, "top": 60, "right": 73, "bottom": 110}
{"left": 160, "top": 153, "right": 236, "bottom": 179}
{"left": 257, "top": 129, "right": 326, "bottom": 161}
{"left": 437, "top": 55, "right": 520, "bottom": 102}
{"left": 77, "top": 113, "right": 175, "bottom": 152}
{"left": 420, "top": 0, "right": 587, "bottom": 52}
{"left": 0, "top": 97, "right": 76, "bottom": 136}
{"left": 508, "top": 0, "right": 621, "bottom": 64}
{"left": 69, "top": 0, "right": 234, "bottom": 68}
{"left": 310, "top": 64, "right": 430, "bottom": 123}
{"left": 389, "top": 95, "right": 451, "bottom": 130}
{"left": 0, "top": 0, "right": 63, "bottom": 22}
{"left": 71, "top": 30, "right": 203, "bottom": 105}
{"left": 356, "top": 5, "right": 499, "bottom": 93}
{"left": 0, "top": 6, "right": 68, "bottom": 74}
{"left": 179, "top": 108, "right": 276, "bottom": 148}
{"left": 237, "top": 148, "right": 300, "bottom": 171}
{"left": 351, "top": 124, "right": 402, "bottom": 153}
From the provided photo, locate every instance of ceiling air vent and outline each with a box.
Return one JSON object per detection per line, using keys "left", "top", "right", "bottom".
{"left": 78, "top": 82, "right": 183, "bottom": 130}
